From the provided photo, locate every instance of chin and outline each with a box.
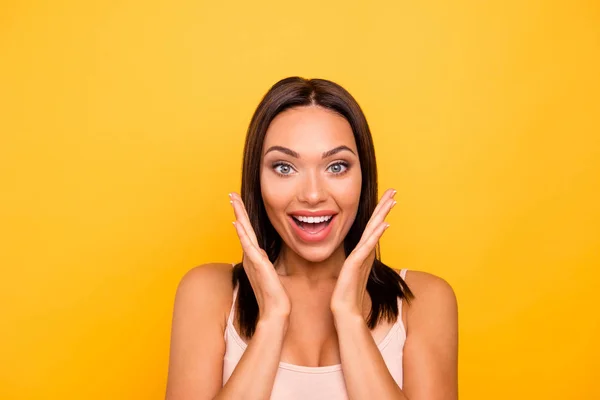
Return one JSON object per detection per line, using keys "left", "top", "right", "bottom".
{"left": 287, "top": 240, "right": 341, "bottom": 263}
{"left": 297, "top": 248, "right": 334, "bottom": 263}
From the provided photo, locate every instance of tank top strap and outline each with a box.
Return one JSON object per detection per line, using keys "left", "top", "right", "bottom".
{"left": 224, "top": 263, "right": 239, "bottom": 341}
{"left": 400, "top": 268, "right": 408, "bottom": 280}
{"left": 228, "top": 284, "right": 239, "bottom": 323}
{"left": 398, "top": 268, "right": 408, "bottom": 319}
{"left": 228, "top": 263, "right": 239, "bottom": 325}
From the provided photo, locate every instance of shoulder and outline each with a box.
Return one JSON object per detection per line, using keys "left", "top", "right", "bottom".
{"left": 401, "top": 269, "right": 458, "bottom": 331}
{"left": 174, "top": 263, "right": 235, "bottom": 324}
{"left": 403, "top": 270, "right": 457, "bottom": 304}
{"left": 396, "top": 270, "right": 459, "bottom": 397}
{"left": 177, "top": 262, "right": 234, "bottom": 291}
{"left": 166, "top": 263, "right": 236, "bottom": 398}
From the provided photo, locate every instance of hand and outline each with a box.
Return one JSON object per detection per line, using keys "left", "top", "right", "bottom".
{"left": 330, "top": 188, "right": 397, "bottom": 318}
{"left": 229, "top": 192, "right": 292, "bottom": 322}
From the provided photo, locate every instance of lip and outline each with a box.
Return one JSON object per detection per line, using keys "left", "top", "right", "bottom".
{"left": 288, "top": 214, "right": 337, "bottom": 243}
{"left": 288, "top": 210, "right": 338, "bottom": 217}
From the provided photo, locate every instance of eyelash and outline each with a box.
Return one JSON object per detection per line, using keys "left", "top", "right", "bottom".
{"left": 272, "top": 161, "right": 350, "bottom": 177}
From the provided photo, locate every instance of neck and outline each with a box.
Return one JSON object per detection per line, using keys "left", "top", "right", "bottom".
{"left": 274, "top": 243, "right": 347, "bottom": 281}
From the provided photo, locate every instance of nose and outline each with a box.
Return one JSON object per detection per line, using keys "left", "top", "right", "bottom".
{"left": 297, "top": 170, "right": 327, "bottom": 206}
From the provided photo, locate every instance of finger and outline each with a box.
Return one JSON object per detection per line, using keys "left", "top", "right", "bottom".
{"left": 353, "top": 221, "right": 390, "bottom": 259}
{"left": 232, "top": 193, "right": 260, "bottom": 246}
{"left": 367, "top": 196, "right": 396, "bottom": 230}
{"left": 229, "top": 193, "right": 259, "bottom": 246}
{"left": 359, "top": 197, "right": 396, "bottom": 248}
{"left": 232, "top": 221, "right": 263, "bottom": 262}
{"left": 369, "top": 188, "right": 397, "bottom": 222}
{"left": 233, "top": 222, "right": 279, "bottom": 288}
{"left": 363, "top": 189, "right": 396, "bottom": 234}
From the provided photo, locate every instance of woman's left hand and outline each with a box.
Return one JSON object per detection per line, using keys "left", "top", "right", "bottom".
{"left": 330, "top": 188, "right": 397, "bottom": 319}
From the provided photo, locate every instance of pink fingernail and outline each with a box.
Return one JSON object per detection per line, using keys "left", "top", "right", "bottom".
{"left": 385, "top": 223, "right": 391, "bottom": 229}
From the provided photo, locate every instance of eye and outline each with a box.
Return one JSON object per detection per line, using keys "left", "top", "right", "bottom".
{"left": 327, "top": 161, "right": 349, "bottom": 175}
{"left": 273, "top": 162, "right": 296, "bottom": 176}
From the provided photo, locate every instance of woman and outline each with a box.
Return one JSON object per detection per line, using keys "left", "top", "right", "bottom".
{"left": 166, "top": 77, "right": 458, "bottom": 399}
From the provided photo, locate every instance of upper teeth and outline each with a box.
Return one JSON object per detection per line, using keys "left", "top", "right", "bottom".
{"left": 293, "top": 215, "right": 333, "bottom": 223}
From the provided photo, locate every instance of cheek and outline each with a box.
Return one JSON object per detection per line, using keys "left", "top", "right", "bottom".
{"left": 260, "top": 173, "right": 290, "bottom": 217}
{"left": 334, "top": 170, "right": 362, "bottom": 221}
{"left": 345, "top": 166, "right": 362, "bottom": 199}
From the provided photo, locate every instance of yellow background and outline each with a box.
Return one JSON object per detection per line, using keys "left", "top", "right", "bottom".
{"left": 1, "top": 1, "right": 599, "bottom": 399}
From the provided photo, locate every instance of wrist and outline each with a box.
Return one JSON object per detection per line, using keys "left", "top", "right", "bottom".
{"left": 257, "top": 314, "right": 290, "bottom": 333}
{"left": 332, "top": 308, "right": 364, "bottom": 327}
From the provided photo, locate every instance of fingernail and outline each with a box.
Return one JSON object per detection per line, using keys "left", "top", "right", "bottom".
{"left": 230, "top": 200, "right": 233, "bottom": 204}
{"left": 392, "top": 190, "right": 397, "bottom": 196}
{"left": 228, "top": 193, "right": 232, "bottom": 198}
{"left": 232, "top": 221, "right": 236, "bottom": 226}
{"left": 385, "top": 223, "right": 391, "bottom": 229}
{"left": 391, "top": 201, "right": 397, "bottom": 208}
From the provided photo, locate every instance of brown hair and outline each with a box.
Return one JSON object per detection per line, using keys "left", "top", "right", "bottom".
{"left": 232, "top": 76, "right": 413, "bottom": 338}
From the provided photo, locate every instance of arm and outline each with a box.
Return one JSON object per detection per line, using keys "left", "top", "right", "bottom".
{"left": 330, "top": 188, "right": 408, "bottom": 399}
{"left": 334, "top": 271, "right": 458, "bottom": 400}
{"left": 402, "top": 271, "right": 459, "bottom": 400}
{"left": 334, "top": 311, "right": 407, "bottom": 399}
{"left": 216, "top": 317, "right": 288, "bottom": 399}
{"left": 164, "top": 264, "right": 289, "bottom": 400}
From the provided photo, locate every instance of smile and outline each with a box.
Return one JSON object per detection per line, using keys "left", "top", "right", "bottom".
{"left": 287, "top": 212, "right": 337, "bottom": 243}
{"left": 292, "top": 215, "right": 333, "bottom": 224}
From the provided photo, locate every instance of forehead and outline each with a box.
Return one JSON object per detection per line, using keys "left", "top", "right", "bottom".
{"left": 263, "top": 106, "right": 357, "bottom": 153}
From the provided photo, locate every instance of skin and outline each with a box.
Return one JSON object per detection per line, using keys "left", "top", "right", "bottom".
{"left": 165, "top": 105, "right": 459, "bottom": 399}
{"left": 260, "top": 105, "right": 363, "bottom": 273}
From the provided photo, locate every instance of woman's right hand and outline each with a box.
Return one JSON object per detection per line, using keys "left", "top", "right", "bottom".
{"left": 229, "top": 192, "right": 291, "bottom": 322}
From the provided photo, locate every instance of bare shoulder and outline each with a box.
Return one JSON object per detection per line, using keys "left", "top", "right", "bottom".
{"left": 166, "top": 263, "right": 236, "bottom": 398}
{"left": 399, "top": 270, "right": 459, "bottom": 398}
{"left": 403, "top": 270, "right": 457, "bottom": 305}
{"left": 174, "top": 263, "right": 236, "bottom": 324}
{"left": 177, "top": 262, "right": 234, "bottom": 292}
{"left": 402, "top": 269, "right": 458, "bottom": 332}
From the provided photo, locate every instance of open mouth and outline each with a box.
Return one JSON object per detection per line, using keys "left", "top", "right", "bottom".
{"left": 291, "top": 214, "right": 335, "bottom": 234}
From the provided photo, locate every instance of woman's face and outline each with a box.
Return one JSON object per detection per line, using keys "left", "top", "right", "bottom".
{"left": 260, "top": 105, "right": 362, "bottom": 262}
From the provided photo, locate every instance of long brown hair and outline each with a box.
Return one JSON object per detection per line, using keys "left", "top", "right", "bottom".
{"left": 232, "top": 76, "right": 413, "bottom": 338}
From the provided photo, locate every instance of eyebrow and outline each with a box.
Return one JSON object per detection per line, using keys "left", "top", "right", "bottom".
{"left": 264, "top": 145, "right": 356, "bottom": 159}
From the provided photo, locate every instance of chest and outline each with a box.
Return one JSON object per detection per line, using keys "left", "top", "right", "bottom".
{"left": 232, "top": 278, "right": 400, "bottom": 367}
{"left": 281, "top": 281, "right": 396, "bottom": 367}
{"left": 279, "top": 294, "right": 340, "bottom": 366}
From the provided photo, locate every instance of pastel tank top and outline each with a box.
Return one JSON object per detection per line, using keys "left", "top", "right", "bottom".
{"left": 222, "top": 268, "right": 408, "bottom": 399}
